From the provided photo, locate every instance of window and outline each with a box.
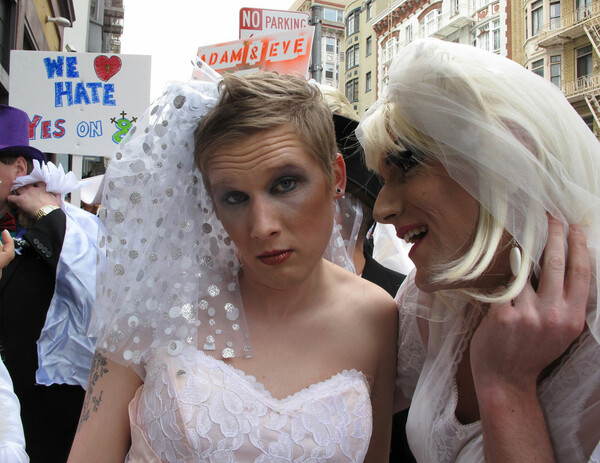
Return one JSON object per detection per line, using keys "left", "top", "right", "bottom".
{"left": 550, "top": 1, "right": 561, "bottom": 29}
{"left": 325, "top": 63, "right": 334, "bottom": 79}
{"left": 383, "top": 36, "right": 398, "bottom": 63}
{"left": 451, "top": 0, "right": 460, "bottom": 14}
{"left": 550, "top": 55, "right": 561, "bottom": 87}
{"left": 577, "top": 0, "right": 592, "bottom": 20}
{"left": 323, "top": 8, "right": 344, "bottom": 23}
{"left": 90, "top": 0, "right": 102, "bottom": 22}
{"left": 366, "top": 36, "right": 372, "bottom": 56}
{"left": 346, "top": 44, "right": 359, "bottom": 70}
{"left": 406, "top": 24, "right": 413, "bottom": 43}
{"left": 366, "top": 1, "right": 373, "bottom": 20}
{"left": 326, "top": 37, "right": 335, "bottom": 53}
{"left": 532, "top": 58, "right": 544, "bottom": 77}
{"left": 476, "top": 23, "right": 490, "bottom": 51}
{"left": 366, "top": 71, "right": 372, "bottom": 92}
{"left": 345, "top": 78, "right": 359, "bottom": 102}
{"left": 583, "top": 115, "right": 594, "bottom": 133}
{"left": 492, "top": 19, "right": 500, "bottom": 51}
{"left": 347, "top": 10, "right": 360, "bottom": 36}
{"left": 531, "top": 1, "right": 543, "bottom": 36}
{"left": 577, "top": 45, "right": 593, "bottom": 88}
{"left": 423, "top": 9, "right": 441, "bottom": 36}
{"left": 476, "top": 0, "right": 490, "bottom": 9}
{"left": 0, "top": 0, "right": 13, "bottom": 70}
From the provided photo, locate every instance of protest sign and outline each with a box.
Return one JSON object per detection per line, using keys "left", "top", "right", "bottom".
{"left": 195, "top": 26, "right": 314, "bottom": 77}
{"left": 9, "top": 51, "right": 151, "bottom": 156}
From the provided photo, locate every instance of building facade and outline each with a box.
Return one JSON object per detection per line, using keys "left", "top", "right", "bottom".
{"left": 291, "top": 0, "right": 348, "bottom": 88}
{"left": 341, "top": 0, "right": 510, "bottom": 115}
{"left": 342, "top": 0, "right": 385, "bottom": 115}
{"left": 0, "top": 0, "right": 75, "bottom": 103}
{"left": 512, "top": 0, "right": 599, "bottom": 135}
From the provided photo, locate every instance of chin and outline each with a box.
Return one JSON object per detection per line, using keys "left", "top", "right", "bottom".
{"left": 413, "top": 269, "right": 465, "bottom": 294}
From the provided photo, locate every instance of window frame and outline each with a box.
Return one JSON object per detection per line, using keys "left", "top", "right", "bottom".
{"left": 345, "top": 78, "right": 359, "bottom": 103}
{"left": 550, "top": 54, "right": 561, "bottom": 88}
{"left": 347, "top": 9, "right": 360, "bottom": 36}
{"left": 531, "top": 0, "right": 543, "bottom": 36}
{"left": 531, "top": 57, "right": 544, "bottom": 77}
{"left": 346, "top": 44, "right": 360, "bottom": 71}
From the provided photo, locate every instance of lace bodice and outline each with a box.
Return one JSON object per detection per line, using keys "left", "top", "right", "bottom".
{"left": 396, "top": 297, "right": 600, "bottom": 462}
{"left": 126, "top": 346, "right": 372, "bottom": 462}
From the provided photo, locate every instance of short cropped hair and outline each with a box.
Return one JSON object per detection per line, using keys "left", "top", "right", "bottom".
{"left": 194, "top": 72, "right": 337, "bottom": 186}
{"left": 0, "top": 155, "right": 33, "bottom": 174}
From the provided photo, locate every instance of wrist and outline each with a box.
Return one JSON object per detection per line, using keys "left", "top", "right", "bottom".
{"left": 34, "top": 205, "right": 60, "bottom": 221}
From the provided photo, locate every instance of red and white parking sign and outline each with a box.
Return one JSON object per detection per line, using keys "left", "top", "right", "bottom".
{"left": 239, "top": 8, "right": 310, "bottom": 39}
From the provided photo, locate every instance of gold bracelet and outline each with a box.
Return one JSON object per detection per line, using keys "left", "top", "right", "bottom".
{"left": 34, "top": 205, "right": 60, "bottom": 221}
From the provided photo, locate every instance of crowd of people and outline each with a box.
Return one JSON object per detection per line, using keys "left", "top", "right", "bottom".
{"left": 0, "top": 37, "right": 598, "bottom": 462}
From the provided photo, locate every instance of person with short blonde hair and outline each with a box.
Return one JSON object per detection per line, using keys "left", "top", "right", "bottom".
{"left": 69, "top": 70, "right": 398, "bottom": 462}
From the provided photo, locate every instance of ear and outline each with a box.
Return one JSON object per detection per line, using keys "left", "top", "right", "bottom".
{"left": 332, "top": 152, "right": 347, "bottom": 199}
{"left": 14, "top": 157, "right": 28, "bottom": 177}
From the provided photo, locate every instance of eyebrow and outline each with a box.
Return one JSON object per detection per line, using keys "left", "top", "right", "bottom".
{"left": 209, "top": 163, "right": 309, "bottom": 190}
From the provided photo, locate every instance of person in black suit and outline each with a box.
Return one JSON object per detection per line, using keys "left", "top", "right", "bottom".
{"left": 0, "top": 104, "right": 96, "bottom": 462}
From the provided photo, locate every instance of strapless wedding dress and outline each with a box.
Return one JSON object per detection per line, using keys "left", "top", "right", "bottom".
{"left": 125, "top": 346, "right": 372, "bottom": 462}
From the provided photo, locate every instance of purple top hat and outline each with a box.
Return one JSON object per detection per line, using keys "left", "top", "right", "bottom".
{"left": 0, "top": 105, "right": 45, "bottom": 163}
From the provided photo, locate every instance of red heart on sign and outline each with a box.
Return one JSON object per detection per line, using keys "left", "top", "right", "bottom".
{"left": 94, "top": 55, "right": 122, "bottom": 81}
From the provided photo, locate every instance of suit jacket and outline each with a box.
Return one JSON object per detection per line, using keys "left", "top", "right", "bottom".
{"left": 0, "top": 209, "right": 85, "bottom": 463}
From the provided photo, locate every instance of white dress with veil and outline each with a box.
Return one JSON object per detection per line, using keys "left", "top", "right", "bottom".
{"left": 395, "top": 276, "right": 600, "bottom": 463}
{"left": 124, "top": 346, "right": 372, "bottom": 462}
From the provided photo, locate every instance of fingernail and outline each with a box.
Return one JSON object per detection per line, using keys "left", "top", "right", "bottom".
{"left": 570, "top": 224, "right": 582, "bottom": 234}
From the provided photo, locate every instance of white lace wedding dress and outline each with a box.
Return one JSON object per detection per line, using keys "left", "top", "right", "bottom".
{"left": 396, "top": 281, "right": 600, "bottom": 463}
{"left": 124, "top": 346, "right": 372, "bottom": 462}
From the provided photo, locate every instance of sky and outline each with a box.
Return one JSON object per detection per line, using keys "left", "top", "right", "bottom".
{"left": 121, "top": 0, "right": 293, "bottom": 100}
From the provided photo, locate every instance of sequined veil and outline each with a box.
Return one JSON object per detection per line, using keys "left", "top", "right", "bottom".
{"left": 88, "top": 62, "right": 356, "bottom": 376}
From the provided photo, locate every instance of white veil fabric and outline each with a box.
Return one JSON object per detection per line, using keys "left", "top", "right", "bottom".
{"left": 357, "top": 38, "right": 600, "bottom": 344}
{"left": 357, "top": 38, "right": 600, "bottom": 461}
{"left": 88, "top": 62, "right": 355, "bottom": 378}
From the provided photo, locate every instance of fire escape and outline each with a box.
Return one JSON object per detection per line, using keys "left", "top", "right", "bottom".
{"left": 583, "top": 15, "right": 600, "bottom": 128}
{"left": 537, "top": 2, "right": 600, "bottom": 130}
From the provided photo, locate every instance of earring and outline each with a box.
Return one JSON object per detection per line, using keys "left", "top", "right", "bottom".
{"left": 335, "top": 187, "right": 343, "bottom": 195}
{"left": 509, "top": 241, "right": 521, "bottom": 278}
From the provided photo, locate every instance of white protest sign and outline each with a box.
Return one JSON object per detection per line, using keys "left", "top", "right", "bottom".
{"left": 239, "top": 7, "right": 310, "bottom": 38}
{"left": 9, "top": 51, "right": 151, "bottom": 156}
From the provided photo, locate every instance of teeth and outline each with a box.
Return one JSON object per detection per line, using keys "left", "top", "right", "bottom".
{"left": 403, "top": 226, "right": 428, "bottom": 243}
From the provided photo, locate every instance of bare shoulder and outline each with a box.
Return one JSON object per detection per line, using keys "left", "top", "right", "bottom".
{"left": 327, "top": 262, "right": 398, "bottom": 324}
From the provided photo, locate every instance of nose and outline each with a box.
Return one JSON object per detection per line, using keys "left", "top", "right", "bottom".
{"left": 249, "top": 196, "right": 281, "bottom": 240}
{"left": 373, "top": 184, "right": 402, "bottom": 224}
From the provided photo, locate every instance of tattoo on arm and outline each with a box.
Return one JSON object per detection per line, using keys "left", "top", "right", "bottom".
{"left": 77, "top": 352, "right": 109, "bottom": 430}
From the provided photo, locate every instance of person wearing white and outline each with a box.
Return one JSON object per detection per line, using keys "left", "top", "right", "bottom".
{"left": 0, "top": 230, "right": 28, "bottom": 462}
{"left": 358, "top": 38, "right": 600, "bottom": 462}
{"left": 0, "top": 355, "right": 28, "bottom": 463}
{"left": 68, "top": 68, "right": 397, "bottom": 462}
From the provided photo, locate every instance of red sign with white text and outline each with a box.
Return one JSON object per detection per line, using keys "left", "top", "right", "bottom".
{"left": 195, "top": 26, "right": 314, "bottom": 77}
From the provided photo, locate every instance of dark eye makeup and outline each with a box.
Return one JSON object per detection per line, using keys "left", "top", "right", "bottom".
{"left": 385, "top": 148, "right": 424, "bottom": 174}
{"left": 221, "top": 173, "right": 302, "bottom": 206}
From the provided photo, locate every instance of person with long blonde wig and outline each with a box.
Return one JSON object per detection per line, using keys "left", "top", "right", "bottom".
{"left": 68, "top": 66, "right": 398, "bottom": 462}
{"left": 357, "top": 38, "right": 600, "bottom": 462}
